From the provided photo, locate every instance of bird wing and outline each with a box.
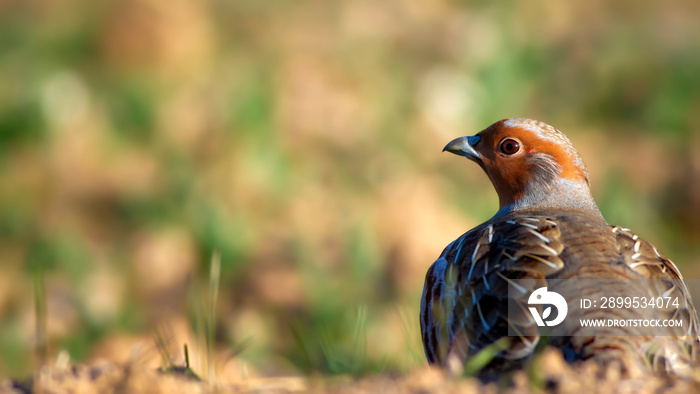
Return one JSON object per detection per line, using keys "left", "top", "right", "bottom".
{"left": 610, "top": 225, "right": 699, "bottom": 335}
{"left": 609, "top": 226, "right": 700, "bottom": 373}
{"left": 421, "top": 214, "right": 700, "bottom": 375}
{"left": 421, "top": 215, "right": 566, "bottom": 366}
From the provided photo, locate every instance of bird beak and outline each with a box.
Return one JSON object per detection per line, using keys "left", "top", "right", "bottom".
{"left": 443, "top": 135, "right": 481, "bottom": 162}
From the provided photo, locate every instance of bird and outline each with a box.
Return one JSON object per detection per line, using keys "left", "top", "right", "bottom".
{"left": 420, "top": 118, "right": 699, "bottom": 379}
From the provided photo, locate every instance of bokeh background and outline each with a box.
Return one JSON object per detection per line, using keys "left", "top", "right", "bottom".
{"left": 1, "top": 0, "right": 700, "bottom": 381}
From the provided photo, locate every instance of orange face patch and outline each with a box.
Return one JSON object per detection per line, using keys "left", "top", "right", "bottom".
{"left": 470, "top": 119, "right": 589, "bottom": 207}
{"left": 485, "top": 120, "right": 587, "bottom": 182}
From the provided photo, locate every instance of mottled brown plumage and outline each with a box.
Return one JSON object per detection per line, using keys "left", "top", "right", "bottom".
{"left": 421, "top": 118, "right": 699, "bottom": 378}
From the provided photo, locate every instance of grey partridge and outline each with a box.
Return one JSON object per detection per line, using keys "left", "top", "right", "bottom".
{"left": 420, "top": 118, "right": 700, "bottom": 378}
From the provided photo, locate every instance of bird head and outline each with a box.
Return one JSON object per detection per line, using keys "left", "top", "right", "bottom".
{"left": 444, "top": 118, "right": 600, "bottom": 216}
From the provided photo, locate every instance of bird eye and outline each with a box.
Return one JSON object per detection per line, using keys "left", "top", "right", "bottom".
{"left": 500, "top": 139, "right": 520, "bottom": 155}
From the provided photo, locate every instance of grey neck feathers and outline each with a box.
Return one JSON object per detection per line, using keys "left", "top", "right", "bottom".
{"left": 494, "top": 177, "right": 603, "bottom": 219}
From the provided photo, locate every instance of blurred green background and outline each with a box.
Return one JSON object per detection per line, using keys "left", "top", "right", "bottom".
{"left": 1, "top": 0, "right": 700, "bottom": 380}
